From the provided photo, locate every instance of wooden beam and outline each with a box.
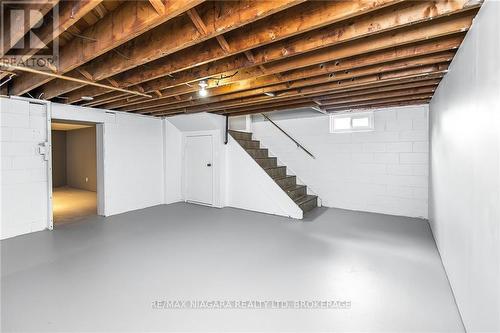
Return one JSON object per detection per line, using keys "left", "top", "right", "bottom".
{"left": 38, "top": 0, "right": 305, "bottom": 99}
{"left": 149, "top": 0, "right": 166, "bottom": 15}
{"left": 146, "top": 80, "right": 440, "bottom": 115}
{"left": 10, "top": 0, "right": 205, "bottom": 95}
{"left": 225, "top": 99, "right": 432, "bottom": 117}
{"left": 215, "top": 35, "right": 231, "bottom": 53}
{"left": 244, "top": 51, "right": 255, "bottom": 63}
{"left": 319, "top": 86, "right": 437, "bottom": 106}
{"left": 290, "top": 69, "right": 446, "bottom": 100}
{"left": 328, "top": 99, "right": 432, "bottom": 113}
{"left": 136, "top": 1, "right": 475, "bottom": 88}
{"left": 149, "top": 81, "right": 439, "bottom": 115}
{"left": 324, "top": 94, "right": 434, "bottom": 111}
{"left": 297, "top": 75, "right": 443, "bottom": 103}
{"left": 218, "top": 93, "right": 434, "bottom": 116}
{"left": 220, "top": 101, "right": 319, "bottom": 116}
{"left": 146, "top": 77, "right": 441, "bottom": 115}
{"left": 92, "top": 3, "right": 107, "bottom": 19}
{"left": 1, "top": 63, "right": 152, "bottom": 98}
{"left": 134, "top": 30, "right": 464, "bottom": 103}
{"left": 61, "top": 0, "right": 405, "bottom": 102}
{"left": 17, "top": 0, "right": 104, "bottom": 64}
{"left": 80, "top": 24, "right": 467, "bottom": 111}
{"left": 147, "top": 66, "right": 448, "bottom": 116}
{"left": 79, "top": 4, "right": 475, "bottom": 108}
{"left": 105, "top": 78, "right": 120, "bottom": 88}
{"left": 216, "top": 101, "right": 319, "bottom": 118}
{"left": 90, "top": 72, "right": 442, "bottom": 110}
{"left": 223, "top": 98, "right": 317, "bottom": 114}
{"left": 116, "top": 52, "right": 452, "bottom": 113}
{"left": 76, "top": 68, "right": 94, "bottom": 81}
{"left": 104, "top": 34, "right": 462, "bottom": 110}
{"left": 115, "top": 42, "right": 456, "bottom": 112}
{"left": 150, "top": 77, "right": 444, "bottom": 115}
{"left": 186, "top": 8, "right": 208, "bottom": 35}
{"left": 315, "top": 79, "right": 440, "bottom": 102}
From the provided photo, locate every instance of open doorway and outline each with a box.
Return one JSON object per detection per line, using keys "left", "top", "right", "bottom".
{"left": 51, "top": 121, "right": 98, "bottom": 225}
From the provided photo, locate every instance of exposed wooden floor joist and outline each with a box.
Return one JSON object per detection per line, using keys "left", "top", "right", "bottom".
{"left": 1, "top": 0, "right": 482, "bottom": 116}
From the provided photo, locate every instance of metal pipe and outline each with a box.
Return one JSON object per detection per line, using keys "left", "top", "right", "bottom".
{"left": 0, "top": 73, "right": 15, "bottom": 88}
{"left": 0, "top": 64, "right": 152, "bottom": 98}
{"left": 224, "top": 115, "right": 229, "bottom": 144}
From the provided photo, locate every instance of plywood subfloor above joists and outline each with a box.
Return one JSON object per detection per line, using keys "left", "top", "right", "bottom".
{"left": 3, "top": 0, "right": 482, "bottom": 116}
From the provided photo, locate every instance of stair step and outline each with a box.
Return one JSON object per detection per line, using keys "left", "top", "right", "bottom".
{"left": 255, "top": 157, "right": 277, "bottom": 168}
{"left": 237, "top": 139, "right": 260, "bottom": 149}
{"left": 228, "top": 130, "right": 252, "bottom": 141}
{"left": 285, "top": 185, "right": 307, "bottom": 200}
{"left": 264, "top": 166, "right": 287, "bottom": 178}
{"left": 295, "top": 195, "right": 318, "bottom": 213}
{"left": 274, "top": 175, "right": 296, "bottom": 189}
{"left": 245, "top": 148, "right": 268, "bottom": 158}
{"left": 231, "top": 131, "right": 319, "bottom": 217}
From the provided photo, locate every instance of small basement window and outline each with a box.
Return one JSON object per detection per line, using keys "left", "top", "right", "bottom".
{"left": 329, "top": 111, "right": 374, "bottom": 133}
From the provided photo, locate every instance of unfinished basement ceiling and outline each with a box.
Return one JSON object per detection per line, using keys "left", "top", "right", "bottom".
{"left": 1, "top": 0, "right": 481, "bottom": 117}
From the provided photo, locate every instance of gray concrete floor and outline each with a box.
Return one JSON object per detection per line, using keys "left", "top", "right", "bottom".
{"left": 1, "top": 203, "right": 463, "bottom": 332}
{"left": 53, "top": 186, "right": 97, "bottom": 224}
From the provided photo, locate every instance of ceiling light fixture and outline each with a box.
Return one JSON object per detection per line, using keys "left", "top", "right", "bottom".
{"left": 81, "top": 96, "right": 94, "bottom": 101}
{"left": 198, "top": 88, "right": 208, "bottom": 97}
{"left": 198, "top": 80, "right": 208, "bottom": 97}
{"left": 264, "top": 92, "right": 275, "bottom": 97}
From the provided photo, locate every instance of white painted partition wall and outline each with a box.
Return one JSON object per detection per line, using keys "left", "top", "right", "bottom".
{"left": 1, "top": 98, "right": 50, "bottom": 239}
{"left": 51, "top": 103, "right": 164, "bottom": 217}
{"left": 429, "top": 1, "right": 500, "bottom": 331}
{"left": 1, "top": 100, "right": 165, "bottom": 239}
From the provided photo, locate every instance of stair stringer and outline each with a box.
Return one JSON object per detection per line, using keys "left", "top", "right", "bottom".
{"left": 226, "top": 136, "right": 303, "bottom": 219}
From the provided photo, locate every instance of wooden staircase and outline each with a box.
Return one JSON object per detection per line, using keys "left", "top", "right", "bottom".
{"left": 229, "top": 130, "right": 318, "bottom": 215}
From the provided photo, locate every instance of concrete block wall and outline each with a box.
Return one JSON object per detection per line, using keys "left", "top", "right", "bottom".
{"left": 52, "top": 104, "right": 165, "bottom": 217}
{"left": 1, "top": 99, "right": 167, "bottom": 239}
{"left": 252, "top": 105, "right": 429, "bottom": 218}
{"left": 1, "top": 99, "right": 49, "bottom": 239}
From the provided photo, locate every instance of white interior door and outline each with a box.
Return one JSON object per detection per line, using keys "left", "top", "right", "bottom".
{"left": 0, "top": 98, "right": 51, "bottom": 239}
{"left": 184, "top": 135, "right": 213, "bottom": 205}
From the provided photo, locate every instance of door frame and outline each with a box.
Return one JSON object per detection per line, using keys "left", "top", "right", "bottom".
{"left": 49, "top": 119, "right": 106, "bottom": 224}
{"left": 182, "top": 133, "right": 214, "bottom": 206}
{"left": 96, "top": 123, "right": 105, "bottom": 216}
{"left": 181, "top": 130, "right": 223, "bottom": 208}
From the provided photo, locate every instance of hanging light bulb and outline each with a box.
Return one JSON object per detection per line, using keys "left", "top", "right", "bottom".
{"left": 198, "top": 80, "right": 208, "bottom": 97}
{"left": 199, "top": 88, "right": 208, "bottom": 97}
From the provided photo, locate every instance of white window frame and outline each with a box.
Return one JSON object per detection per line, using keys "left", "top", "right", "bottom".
{"left": 329, "top": 111, "right": 375, "bottom": 133}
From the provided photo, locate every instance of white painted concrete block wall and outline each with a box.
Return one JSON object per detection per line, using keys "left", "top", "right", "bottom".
{"left": 252, "top": 105, "right": 429, "bottom": 218}
{"left": 429, "top": 1, "right": 500, "bottom": 331}
{"left": 1, "top": 100, "right": 166, "bottom": 239}
{"left": 52, "top": 103, "right": 165, "bottom": 217}
{"left": 1, "top": 99, "right": 49, "bottom": 239}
